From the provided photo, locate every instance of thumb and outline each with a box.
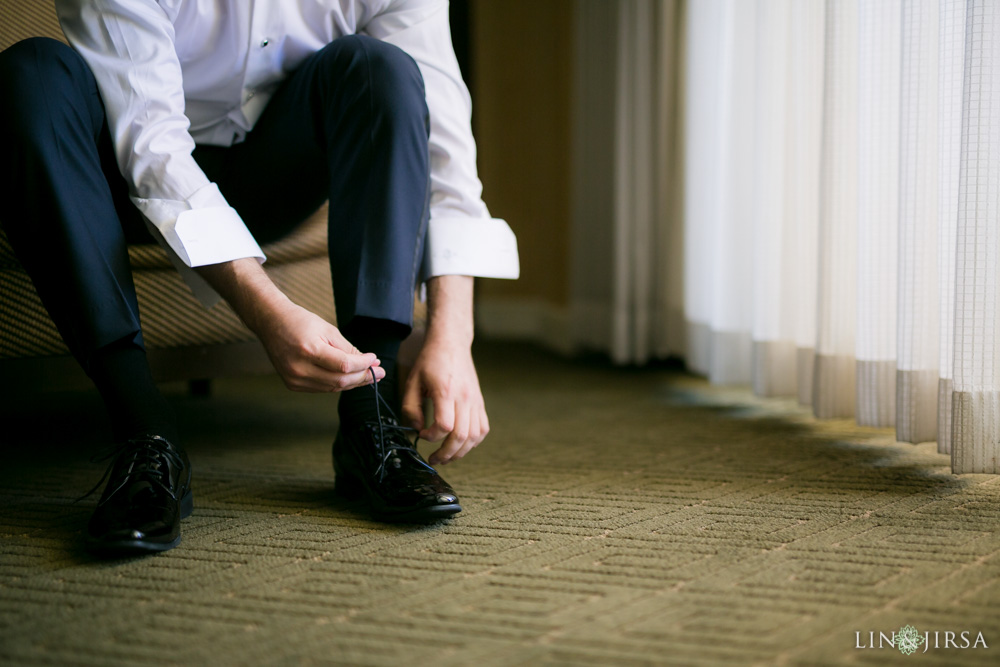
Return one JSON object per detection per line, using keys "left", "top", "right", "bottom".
{"left": 401, "top": 375, "right": 424, "bottom": 430}
{"left": 325, "top": 325, "right": 358, "bottom": 353}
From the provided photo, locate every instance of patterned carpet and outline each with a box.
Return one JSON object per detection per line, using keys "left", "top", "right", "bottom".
{"left": 1, "top": 342, "right": 998, "bottom": 666}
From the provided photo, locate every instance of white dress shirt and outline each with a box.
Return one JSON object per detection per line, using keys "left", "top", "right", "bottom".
{"left": 55, "top": 0, "right": 519, "bottom": 306}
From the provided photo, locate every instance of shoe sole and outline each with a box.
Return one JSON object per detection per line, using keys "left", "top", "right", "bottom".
{"left": 86, "top": 488, "right": 193, "bottom": 556}
{"left": 372, "top": 502, "right": 463, "bottom": 523}
{"left": 334, "top": 471, "right": 462, "bottom": 523}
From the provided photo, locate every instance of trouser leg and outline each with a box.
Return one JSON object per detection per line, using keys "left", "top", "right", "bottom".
{"left": 194, "top": 34, "right": 431, "bottom": 332}
{"left": 0, "top": 37, "right": 152, "bottom": 366}
{"left": 193, "top": 35, "right": 432, "bottom": 424}
{"left": 0, "top": 38, "right": 175, "bottom": 442}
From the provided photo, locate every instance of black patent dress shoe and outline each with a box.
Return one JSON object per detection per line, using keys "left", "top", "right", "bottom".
{"left": 84, "top": 435, "right": 192, "bottom": 555}
{"left": 333, "top": 413, "right": 462, "bottom": 523}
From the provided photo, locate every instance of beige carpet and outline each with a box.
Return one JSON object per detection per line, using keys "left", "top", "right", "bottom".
{"left": 1, "top": 342, "right": 998, "bottom": 666}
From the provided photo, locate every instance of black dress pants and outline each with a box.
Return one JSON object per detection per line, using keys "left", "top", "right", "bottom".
{"left": 0, "top": 35, "right": 430, "bottom": 372}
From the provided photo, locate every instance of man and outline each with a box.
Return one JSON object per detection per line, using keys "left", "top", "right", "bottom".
{"left": 0, "top": 0, "right": 518, "bottom": 555}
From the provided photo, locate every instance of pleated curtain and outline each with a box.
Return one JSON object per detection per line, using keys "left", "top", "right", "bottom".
{"left": 952, "top": 0, "right": 1000, "bottom": 472}
{"left": 570, "top": 0, "right": 1000, "bottom": 473}
{"left": 676, "top": 0, "right": 1000, "bottom": 473}
{"left": 569, "top": 0, "right": 684, "bottom": 364}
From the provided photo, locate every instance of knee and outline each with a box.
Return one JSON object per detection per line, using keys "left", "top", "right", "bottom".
{"left": 0, "top": 38, "right": 98, "bottom": 131}
{"left": 321, "top": 35, "right": 428, "bottom": 129}
{"left": 0, "top": 38, "right": 87, "bottom": 90}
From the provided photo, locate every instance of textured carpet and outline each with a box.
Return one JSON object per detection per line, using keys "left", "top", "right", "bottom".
{"left": 1, "top": 342, "right": 998, "bottom": 666}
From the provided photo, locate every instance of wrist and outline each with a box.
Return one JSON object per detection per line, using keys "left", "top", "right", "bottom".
{"left": 425, "top": 274, "right": 475, "bottom": 349}
{"left": 242, "top": 285, "right": 292, "bottom": 336}
{"left": 424, "top": 322, "right": 473, "bottom": 350}
{"left": 196, "top": 258, "right": 289, "bottom": 334}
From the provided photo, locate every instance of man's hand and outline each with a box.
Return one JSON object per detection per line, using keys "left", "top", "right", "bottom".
{"left": 196, "top": 258, "right": 382, "bottom": 393}
{"left": 255, "top": 299, "right": 383, "bottom": 392}
{"left": 402, "top": 337, "right": 488, "bottom": 465}
{"left": 400, "top": 275, "right": 488, "bottom": 465}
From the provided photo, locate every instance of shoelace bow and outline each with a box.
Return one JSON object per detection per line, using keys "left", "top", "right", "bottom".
{"left": 76, "top": 436, "right": 185, "bottom": 505}
{"left": 366, "top": 367, "right": 436, "bottom": 483}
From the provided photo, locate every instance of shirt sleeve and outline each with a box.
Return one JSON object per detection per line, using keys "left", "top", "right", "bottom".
{"left": 365, "top": 0, "right": 520, "bottom": 281}
{"left": 55, "top": 0, "right": 264, "bottom": 307}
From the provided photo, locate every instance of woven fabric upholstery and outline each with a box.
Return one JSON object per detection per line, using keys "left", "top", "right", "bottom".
{"left": 0, "top": 1, "right": 336, "bottom": 361}
{"left": 0, "top": 270, "right": 65, "bottom": 358}
{"left": 0, "top": 1, "right": 65, "bottom": 52}
{"left": 130, "top": 255, "right": 334, "bottom": 349}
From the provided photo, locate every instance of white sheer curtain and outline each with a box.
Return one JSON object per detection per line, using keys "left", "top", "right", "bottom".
{"left": 676, "top": 0, "right": 1000, "bottom": 473}
{"left": 952, "top": 0, "right": 1000, "bottom": 472}
{"left": 899, "top": 0, "right": 945, "bottom": 447}
{"left": 570, "top": 0, "right": 1000, "bottom": 473}
{"left": 685, "top": 0, "right": 757, "bottom": 383}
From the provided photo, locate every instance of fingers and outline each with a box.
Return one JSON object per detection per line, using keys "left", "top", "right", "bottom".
{"left": 327, "top": 325, "right": 360, "bottom": 353}
{"left": 457, "top": 409, "right": 484, "bottom": 460}
{"left": 401, "top": 376, "right": 425, "bottom": 430}
{"left": 311, "top": 346, "right": 379, "bottom": 376}
{"left": 280, "top": 361, "right": 384, "bottom": 393}
{"left": 290, "top": 331, "right": 383, "bottom": 392}
{"left": 427, "top": 399, "right": 489, "bottom": 466}
{"left": 421, "top": 395, "right": 455, "bottom": 444}
{"left": 431, "top": 401, "right": 469, "bottom": 466}
{"left": 260, "top": 306, "right": 387, "bottom": 392}
{"left": 296, "top": 319, "right": 381, "bottom": 377}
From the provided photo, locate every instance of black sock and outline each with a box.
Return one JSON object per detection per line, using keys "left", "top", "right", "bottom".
{"left": 87, "top": 337, "right": 179, "bottom": 444}
{"left": 337, "top": 317, "right": 409, "bottom": 432}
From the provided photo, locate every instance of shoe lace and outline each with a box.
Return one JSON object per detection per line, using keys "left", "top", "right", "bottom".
{"left": 365, "top": 367, "right": 435, "bottom": 483}
{"left": 75, "top": 435, "right": 185, "bottom": 505}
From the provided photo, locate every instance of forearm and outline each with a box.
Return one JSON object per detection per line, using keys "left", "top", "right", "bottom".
{"left": 196, "top": 259, "right": 379, "bottom": 392}
{"left": 194, "top": 258, "right": 289, "bottom": 334}
{"left": 424, "top": 275, "right": 475, "bottom": 348}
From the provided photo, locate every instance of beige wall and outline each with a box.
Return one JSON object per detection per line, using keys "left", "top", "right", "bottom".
{"left": 470, "top": 0, "right": 573, "bottom": 307}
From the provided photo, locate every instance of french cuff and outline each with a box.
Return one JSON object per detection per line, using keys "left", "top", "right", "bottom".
{"left": 420, "top": 218, "right": 520, "bottom": 282}
{"left": 132, "top": 183, "right": 266, "bottom": 308}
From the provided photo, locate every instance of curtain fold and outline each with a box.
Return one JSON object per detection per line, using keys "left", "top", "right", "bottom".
{"left": 814, "top": 0, "right": 860, "bottom": 419}
{"left": 952, "top": 0, "right": 1000, "bottom": 473}
{"left": 569, "top": 0, "right": 682, "bottom": 364}
{"left": 856, "top": 0, "right": 901, "bottom": 427}
{"left": 682, "top": 0, "right": 727, "bottom": 375}
{"left": 750, "top": 0, "right": 794, "bottom": 398}
{"left": 683, "top": 0, "right": 757, "bottom": 383}
{"left": 897, "top": 0, "right": 942, "bottom": 445}
{"left": 937, "top": 0, "right": 967, "bottom": 455}
{"left": 788, "top": 1, "right": 826, "bottom": 407}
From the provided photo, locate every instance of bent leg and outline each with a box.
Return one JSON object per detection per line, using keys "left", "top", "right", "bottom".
{"left": 0, "top": 39, "right": 190, "bottom": 555}
{"left": 0, "top": 38, "right": 175, "bottom": 444}
{"left": 202, "top": 36, "right": 458, "bottom": 521}
{"left": 0, "top": 37, "right": 151, "bottom": 366}
{"left": 195, "top": 35, "right": 431, "bottom": 435}
{"left": 315, "top": 34, "right": 431, "bottom": 330}
{"left": 200, "top": 34, "right": 431, "bottom": 332}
